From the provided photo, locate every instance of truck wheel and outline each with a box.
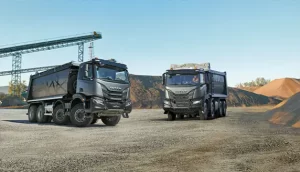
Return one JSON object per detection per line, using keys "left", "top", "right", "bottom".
{"left": 70, "top": 103, "right": 93, "bottom": 127}
{"left": 222, "top": 101, "right": 227, "bottom": 117}
{"left": 36, "top": 105, "right": 48, "bottom": 123}
{"left": 167, "top": 112, "right": 176, "bottom": 121}
{"left": 179, "top": 115, "right": 184, "bottom": 119}
{"left": 199, "top": 102, "right": 208, "bottom": 120}
{"left": 101, "top": 116, "right": 121, "bottom": 126}
{"left": 210, "top": 101, "right": 215, "bottom": 119}
{"left": 53, "top": 104, "right": 69, "bottom": 125}
{"left": 91, "top": 118, "right": 98, "bottom": 124}
{"left": 215, "top": 100, "right": 222, "bottom": 118}
{"left": 68, "top": 74, "right": 77, "bottom": 95}
{"left": 28, "top": 105, "right": 37, "bottom": 123}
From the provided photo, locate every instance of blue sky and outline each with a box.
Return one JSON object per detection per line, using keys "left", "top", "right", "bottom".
{"left": 0, "top": 0, "right": 300, "bottom": 87}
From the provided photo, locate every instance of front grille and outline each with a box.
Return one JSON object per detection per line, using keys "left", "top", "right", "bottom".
{"left": 102, "top": 89, "right": 126, "bottom": 102}
{"left": 168, "top": 92, "right": 191, "bottom": 107}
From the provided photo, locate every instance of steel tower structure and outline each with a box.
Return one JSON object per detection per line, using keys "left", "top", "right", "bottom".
{"left": 0, "top": 31, "right": 102, "bottom": 95}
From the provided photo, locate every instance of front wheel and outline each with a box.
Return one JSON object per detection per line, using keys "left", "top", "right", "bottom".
{"left": 167, "top": 112, "right": 176, "bottom": 121}
{"left": 199, "top": 102, "right": 208, "bottom": 120}
{"left": 101, "top": 116, "right": 121, "bottom": 126}
{"left": 70, "top": 103, "right": 93, "bottom": 127}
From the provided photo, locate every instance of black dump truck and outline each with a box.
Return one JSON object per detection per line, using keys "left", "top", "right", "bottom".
{"left": 26, "top": 58, "right": 132, "bottom": 127}
{"left": 162, "top": 63, "right": 228, "bottom": 120}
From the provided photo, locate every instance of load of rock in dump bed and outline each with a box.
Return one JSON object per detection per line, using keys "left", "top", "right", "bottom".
{"left": 254, "top": 78, "right": 300, "bottom": 99}
{"left": 265, "top": 92, "right": 300, "bottom": 128}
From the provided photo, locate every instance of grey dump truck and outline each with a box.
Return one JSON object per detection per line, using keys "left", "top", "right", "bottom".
{"left": 162, "top": 63, "right": 228, "bottom": 120}
{"left": 26, "top": 58, "right": 132, "bottom": 127}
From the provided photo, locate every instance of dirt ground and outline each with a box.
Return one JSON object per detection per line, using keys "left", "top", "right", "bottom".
{"left": 0, "top": 107, "right": 300, "bottom": 172}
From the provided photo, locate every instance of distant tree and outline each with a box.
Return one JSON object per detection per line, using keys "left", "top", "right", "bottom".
{"left": 236, "top": 77, "right": 271, "bottom": 88}
{"left": 8, "top": 80, "right": 27, "bottom": 97}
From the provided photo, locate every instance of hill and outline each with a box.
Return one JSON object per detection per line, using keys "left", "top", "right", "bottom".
{"left": 0, "top": 86, "right": 9, "bottom": 94}
{"left": 129, "top": 75, "right": 281, "bottom": 108}
{"left": 0, "top": 75, "right": 281, "bottom": 108}
{"left": 254, "top": 78, "right": 300, "bottom": 99}
{"left": 266, "top": 92, "right": 300, "bottom": 128}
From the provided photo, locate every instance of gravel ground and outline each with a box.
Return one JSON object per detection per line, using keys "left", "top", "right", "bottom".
{"left": 0, "top": 107, "right": 300, "bottom": 172}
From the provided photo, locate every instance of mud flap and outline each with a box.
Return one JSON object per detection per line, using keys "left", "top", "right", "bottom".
{"left": 122, "top": 112, "right": 129, "bottom": 118}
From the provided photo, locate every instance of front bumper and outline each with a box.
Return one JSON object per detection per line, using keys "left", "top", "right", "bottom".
{"left": 85, "top": 97, "right": 132, "bottom": 117}
{"left": 163, "top": 99, "right": 202, "bottom": 114}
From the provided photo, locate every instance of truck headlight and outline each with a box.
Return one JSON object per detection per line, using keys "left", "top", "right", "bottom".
{"left": 164, "top": 100, "right": 170, "bottom": 105}
{"left": 126, "top": 100, "right": 132, "bottom": 106}
{"left": 193, "top": 100, "right": 201, "bottom": 104}
{"left": 93, "top": 98, "right": 104, "bottom": 105}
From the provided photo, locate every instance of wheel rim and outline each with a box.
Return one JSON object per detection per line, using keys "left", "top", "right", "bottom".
{"left": 56, "top": 109, "right": 65, "bottom": 121}
{"left": 75, "top": 109, "right": 86, "bottom": 122}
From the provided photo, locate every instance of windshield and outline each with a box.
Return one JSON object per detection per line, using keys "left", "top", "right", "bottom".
{"left": 96, "top": 65, "right": 129, "bottom": 84}
{"left": 166, "top": 73, "right": 200, "bottom": 86}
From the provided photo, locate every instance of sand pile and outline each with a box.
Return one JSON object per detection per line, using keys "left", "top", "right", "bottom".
{"left": 254, "top": 78, "right": 300, "bottom": 99}
{"left": 265, "top": 92, "right": 300, "bottom": 128}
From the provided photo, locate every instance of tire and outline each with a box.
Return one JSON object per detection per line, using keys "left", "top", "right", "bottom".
{"left": 36, "top": 105, "right": 48, "bottom": 123}
{"left": 222, "top": 101, "right": 227, "bottom": 117}
{"left": 91, "top": 118, "right": 98, "bottom": 124}
{"left": 167, "top": 112, "right": 176, "bottom": 121}
{"left": 199, "top": 101, "right": 208, "bottom": 120}
{"left": 28, "top": 105, "right": 37, "bottom": 123}
{"left": 70, "top": 103, "right": 93, "bottom": 127}
{"left": 53, "top": 104, "right": 69, "bottom": 125}
{"left": 215, "top": 100, "right": 222, "bottom": 118}
{"left": 179, "top": 115, "right": 184, "bottom": 119}
{"left": 210, "top": 100, "right": 215, "bottom": 119}
{"left": 219, "top": 101, "right": 224, "bottom": 117}
{"left": 101, "top": 116, "right": 121, "bottom": 126}
{"left": 68, "top": 74, "right": 77, "bottom": 95}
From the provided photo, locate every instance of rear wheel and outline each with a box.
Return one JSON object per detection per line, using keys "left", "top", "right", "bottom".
{"left": 215, "top": 100, "right": 222, "bottom": 118}
{"left": 101, "top": 116, "right": 121, "bottom": 126}
{"left": 53, "top": 104, "right": 69, "bottom": 125}
{"left": 70, "top": 103, "right": 93, "bottom": 127}
{"left": 222, "top": 101, "right": 227, "bottom": 117}
{"left": 37, "top": 105, "right": 48, "bottom": 123}
{"left": 179, "top": 115, "right": 184, "bottom": 119}
{"left": 28, "top": 105, "right": 37, "bottom": 123}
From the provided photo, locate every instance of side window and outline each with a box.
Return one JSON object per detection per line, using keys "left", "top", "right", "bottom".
{"left": 200, "top": 73, "right": 205, "bottom": 84}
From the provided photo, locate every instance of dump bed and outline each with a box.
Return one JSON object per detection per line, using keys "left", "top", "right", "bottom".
{"left": 208, "top": 70, "right": 228, "bottom": 98}
{"left": 27, "top": 62, "right": 79, "bottom": 101}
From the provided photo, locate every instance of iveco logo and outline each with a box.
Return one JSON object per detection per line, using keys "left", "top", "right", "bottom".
{"left": 175, "top": 90, "right": 188, "bottom": 94}
{"left": 110, "top": 87, "right": 122, "bottom": 90}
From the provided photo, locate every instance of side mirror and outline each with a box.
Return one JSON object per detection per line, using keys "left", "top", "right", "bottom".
{"left": 162, "top": 73, "right": 166, "bottom": 85}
